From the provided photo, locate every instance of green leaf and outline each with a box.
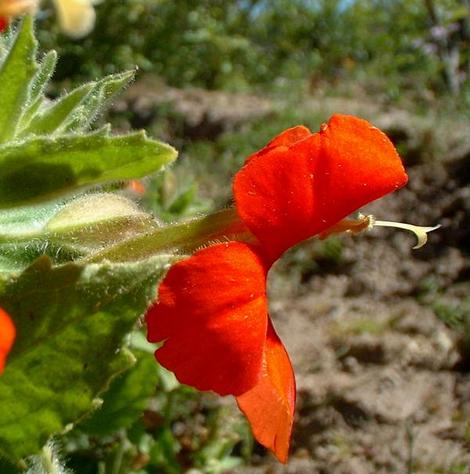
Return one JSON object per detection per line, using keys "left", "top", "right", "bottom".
{"left": 0, "top": 27, "right": 15, "bottom": 61}
{"left": 0, "top": 201, "right": 60, "bottom": 237}
{"left": 20, "top": 83, "right": 96, "bottom": 136}
{"left": 0, "top": 254, "right": 169, "bottom": 464}
{"left": 79, "top": 351, "right": 158, "bottom": 436}
{"left": 0, "top": 133, "right": 177, "bottom": 208}
{"left": 17, "top": 50, "right": 57, "bottom": 132}
{"left": 65, "top": 70, "right": 135, "bottom": 133}
{"left": 0, "top": 201, "right": 66, "bottom": 273}
{"left": 0, "top": 17, "right": 38, "bottom": 143}
{"left": 22, "top": 70, "right": 134, "bottom": 137}
{"left": 28, "top": 50, "right": 57, "bottom": 106}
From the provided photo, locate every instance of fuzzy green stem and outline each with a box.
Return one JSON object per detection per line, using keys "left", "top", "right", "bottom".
{"left": 84, "top": 207, "right": 254, "bottom": 263}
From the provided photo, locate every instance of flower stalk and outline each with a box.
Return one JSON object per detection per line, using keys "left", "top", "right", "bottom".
{"left": 84, "top": 207, "right": 254, "bottom": 263}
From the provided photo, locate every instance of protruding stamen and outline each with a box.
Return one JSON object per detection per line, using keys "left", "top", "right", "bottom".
{"left": 370, "top": 217, "right": 440, "bottom": 249}
{"left": 320, "top": 214, "right": 440, "bottom": 250}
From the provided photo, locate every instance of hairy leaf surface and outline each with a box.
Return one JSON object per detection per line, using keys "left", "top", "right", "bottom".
{"left": 0, "top": 133, "right": 177, "bottom": 208}
{"left": 0, "top": 255, "right": 169, "bottom": 463}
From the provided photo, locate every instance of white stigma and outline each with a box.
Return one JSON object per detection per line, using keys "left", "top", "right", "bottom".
{"left": 367, "top": 216, "right": 441, "bottom": 249}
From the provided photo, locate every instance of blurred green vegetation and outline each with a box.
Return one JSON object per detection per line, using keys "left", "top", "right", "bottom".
{"left": 37, "top": 0, "right": 470, "bottom": 100}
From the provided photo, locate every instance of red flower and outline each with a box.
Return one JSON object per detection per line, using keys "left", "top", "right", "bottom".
{"left": 235, "top": 114, "right": 408, "bottom": 263}
{"left": 146, "top": 114, "right": 408, "bottom": 462}
{"left": 0, "top": 16, "right": 8, "bottom": 32}
{"left": 0, "top": 308, "right": 15, "bottom": 374}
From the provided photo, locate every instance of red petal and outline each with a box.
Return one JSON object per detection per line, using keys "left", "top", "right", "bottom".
{"left": 146, "top": 242, "right": 269, "bottom": 396}
{"left": 265, "top": 125, "right": 312, "bottom": 149}
{"left": 0, "top": 17, "right": 8, "bottom": 33}
{"left": 234, "top": 114, "right": 408, "bottom": 262}
{"left": 236, "top": 320, "right": 296, "bottom": 463}
{"left": 244, "top": 126, "right": 312, "bottom": 165}
{"left": 0, "top": 308, "right": 15, "bottom": 374}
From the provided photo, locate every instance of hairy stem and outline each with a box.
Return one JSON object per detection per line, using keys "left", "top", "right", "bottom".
{"left": 84, "top": 207, "right": 254, "bottom": 263}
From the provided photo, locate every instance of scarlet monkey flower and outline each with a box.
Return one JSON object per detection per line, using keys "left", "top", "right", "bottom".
{"left": 0, "top": 308, "right": 15, "bottom": 374}
{"left": 146, "top": 114, "right": 413, "bottom": 462}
